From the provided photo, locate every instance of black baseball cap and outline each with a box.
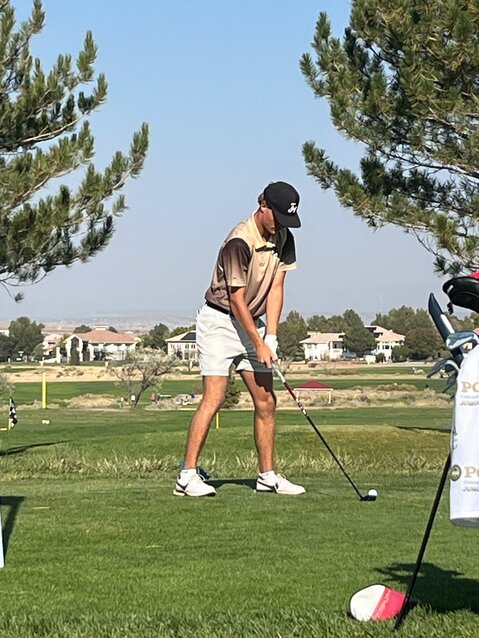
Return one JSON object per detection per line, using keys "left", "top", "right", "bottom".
{"left": 263, "top": 181, "right": 301, "bottom": 228}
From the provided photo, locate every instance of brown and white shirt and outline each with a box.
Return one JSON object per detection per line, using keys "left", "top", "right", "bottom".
{"left": 205, "top": 213, "right": 297, "bottom": 318}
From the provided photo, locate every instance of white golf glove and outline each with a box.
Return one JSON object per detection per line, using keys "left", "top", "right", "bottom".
{"left": 264, "top": 334, "right": 278, "bottom": 361}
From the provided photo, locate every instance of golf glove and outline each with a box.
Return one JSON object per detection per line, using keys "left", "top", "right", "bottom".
{"left": 264, "top": 334, "right": 278, "bottom": 360}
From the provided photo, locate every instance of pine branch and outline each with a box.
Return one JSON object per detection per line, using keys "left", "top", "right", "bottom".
{"left": 0, "top": 1, "right": 149, "bottom": 290}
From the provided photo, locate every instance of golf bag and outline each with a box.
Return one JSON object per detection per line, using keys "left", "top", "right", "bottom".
{"left": 443, "top": 275, "right": 479, "bottom": 527}
{"left": 372, "top": 274, "right": 479, "bottom": 629}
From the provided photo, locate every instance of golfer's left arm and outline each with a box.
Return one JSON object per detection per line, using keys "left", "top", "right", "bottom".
{"left": 265, "top": 227, "right": 297, "bottom": 358}
{"left": 229, "top": 286, "right": 275, "bottom": 367}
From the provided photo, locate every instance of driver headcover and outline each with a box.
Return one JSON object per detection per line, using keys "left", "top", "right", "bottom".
{"left": 443, "top": 275, "right": 479, "bottom": 314}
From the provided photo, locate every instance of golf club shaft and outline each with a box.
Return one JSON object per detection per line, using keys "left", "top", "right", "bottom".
{"left": 394, "top": 453, "right": 450, "bottom": 629}
{"left": 273, "top": 366, "right": 365, "bottom": 500}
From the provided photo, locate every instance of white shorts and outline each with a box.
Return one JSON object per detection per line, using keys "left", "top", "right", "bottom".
{"left": 196, "top": 304, "right": 271, "bottom": 376}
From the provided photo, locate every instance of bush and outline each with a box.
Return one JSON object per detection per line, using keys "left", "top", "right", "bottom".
{"left": 392, "top": 345, "right": 409, "bottom": 362}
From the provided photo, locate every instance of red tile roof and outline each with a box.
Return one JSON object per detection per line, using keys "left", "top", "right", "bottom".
{"left": 72, "top": 329, "right": 137, "bottom": 345}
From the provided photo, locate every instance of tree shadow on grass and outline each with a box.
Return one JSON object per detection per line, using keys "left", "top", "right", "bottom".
{"left": 393, "top": 424, "right": 450, "bottom": 434}
{"left": 208, "top": 478, "right": 256, "bottom": 491}
{"left": 0, "top": 440, "right": 68, "bottom": 457}
{"left": 376, "top": 561, "right": 479, "bottom": 613}
{"left": 0, "top": 495, "right": 25, "bottom": 561}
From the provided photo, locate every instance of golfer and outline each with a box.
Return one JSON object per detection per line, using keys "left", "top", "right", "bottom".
{"left": 174, "top": 181, "right": 305, "bottom": 497}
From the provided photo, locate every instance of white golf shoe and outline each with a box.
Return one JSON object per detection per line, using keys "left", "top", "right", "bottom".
{"left": 256, "top": 473, "right": 306, "bottom": 495}
{"left": 173, "top": 472, "right": 216, "bottom": 497}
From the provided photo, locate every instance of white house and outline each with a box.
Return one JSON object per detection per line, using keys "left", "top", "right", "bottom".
{"left": 41, "top": 333, "right": 64, "bottom": 363}
{"left": 64, "top": 326, "right": 139, "bottom": 362}
{"left": 42, "top": 333, "right": 63, "bottom": 356}
{"left": 366, "top": 325, "right": 405, "bottom": 361}
{"left": 300, "top": 325, "right": 405, "bottom": 362}
{"left": 300, "top": 332, "right": 345, "bottom": 361}
{"left": 165, "top": 330, "right": 198, "bottom": 361}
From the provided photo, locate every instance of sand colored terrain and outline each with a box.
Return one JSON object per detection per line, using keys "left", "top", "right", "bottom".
{"left": 1, "top": 361, "right": 445, "bottom": 410}
{"left": 5, "top": 365, "right": 118, "bottom": 383}
{"left": 3, "top": 361, "right": 430, "bottom": 384}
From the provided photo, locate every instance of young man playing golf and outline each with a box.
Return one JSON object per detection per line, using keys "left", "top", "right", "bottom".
{"left": 174, "top": 181, "right": 305, "bottom": 497}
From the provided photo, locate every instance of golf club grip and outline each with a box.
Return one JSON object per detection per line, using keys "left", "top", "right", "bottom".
{"left": 428, "top": 293, "right": 453, "bottom": 342}
{"left": 428, "top": 293, "right": 463, "bottom": 366}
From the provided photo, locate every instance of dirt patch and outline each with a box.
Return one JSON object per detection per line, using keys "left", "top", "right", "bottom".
{"left": 5, "top": 365, "right": 197, "bottom": 384}
{"left": 67, "top": 394, "right": 118, "bottom": 408}
{"left": 5, "top": 365, "right": 117, "bottom": 383}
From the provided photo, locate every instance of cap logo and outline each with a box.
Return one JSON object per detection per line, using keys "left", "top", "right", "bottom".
{"left": 288, "top": 203, "right": 297, "bottom": 214}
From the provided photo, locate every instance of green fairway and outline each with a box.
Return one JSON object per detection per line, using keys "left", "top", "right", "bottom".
{"left": 0, "top": 408, "right": 479, "bottom": 638}
{"left": 0, "top": 405, "right": 476, "bottom": 636}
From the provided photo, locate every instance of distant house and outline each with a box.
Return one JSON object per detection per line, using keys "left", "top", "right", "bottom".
{"left": 300, "top": 332, "right": 345, "bottom": 361}
{"left": 165, "top": 331, "right": 198, "bottom": 361}
{"left": 300, "top": 325, "right": 405, "bottom": 362}
{"left": 64, "top": 326, "right": 139, "bottom": 362}
{"left": 365, "top": 325, "right": 405, "bottom": 361}
{"left": 42, "top": 333, "right": 64, "bottom": 361}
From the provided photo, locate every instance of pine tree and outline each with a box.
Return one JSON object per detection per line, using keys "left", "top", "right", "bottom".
{"left": 277, "top": 310, "right": 308, "bottom": 359}
{"left": 9, "top": 315, "right": 44, "bottom": 355}
{"left": 341, "top": 309, "right": 376, "bottom": 356}
{"left": 301, "top": 0, "right": 479, "bottom": 275}
{"left": 0, "top": 1, "right": 149, "bottom": 299}
{"left": 143, "top": 323, "right": 170, "bottom": 351}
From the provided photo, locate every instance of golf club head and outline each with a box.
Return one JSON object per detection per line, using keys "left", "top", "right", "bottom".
{"left": 446, "top": 331, "right": 479, "bottom": 351}
{"left": 444, "top": 361, "right": 460, "bottom": 374}
{"left": 360, "top": 489, "right": 378, "bottom": 502}
{"left": 442, "top": 374, "right": 458, "bottom": 394}
{"left": 427, "top": 358, "right": 459, "bottom": 378}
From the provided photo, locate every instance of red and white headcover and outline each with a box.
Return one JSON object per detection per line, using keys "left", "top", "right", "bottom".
{"left": 349, "top": 584, "right": 407, "bottom": 621}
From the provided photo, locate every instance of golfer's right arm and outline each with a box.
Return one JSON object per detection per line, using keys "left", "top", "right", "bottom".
{"left": 228, "top": 286, "right": 275, "bottom": 367}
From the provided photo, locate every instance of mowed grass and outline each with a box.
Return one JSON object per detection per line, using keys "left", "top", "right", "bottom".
{"left": 0, "top": 404, "right": 477, "bottom": 636}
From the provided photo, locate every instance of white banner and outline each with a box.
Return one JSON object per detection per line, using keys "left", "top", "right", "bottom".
{"left": 451, "top": 345, "right": 479, "bottom": 526}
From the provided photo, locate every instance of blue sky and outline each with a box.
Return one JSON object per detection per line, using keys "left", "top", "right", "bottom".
{"left": 4, "top": 1, "right": 447, "bottom": 324}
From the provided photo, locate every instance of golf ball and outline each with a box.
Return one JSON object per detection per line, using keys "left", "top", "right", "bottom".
{"left": 368, "top": 489, "right": 378, "bottom": 498}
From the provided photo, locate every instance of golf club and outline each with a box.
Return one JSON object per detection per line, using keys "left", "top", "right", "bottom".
{"left": 427, "top": 358, "right": 460, "bottom": 379}
{"left": 445, "top": 331, "right": 479, "bottom": 351}
{"left": 273, "top": 365, "right": 377, "bottom": 502}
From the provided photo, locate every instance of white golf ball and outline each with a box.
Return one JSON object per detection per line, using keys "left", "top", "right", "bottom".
{"left": 368, "top": 489, "right": 378, "bottom": 498}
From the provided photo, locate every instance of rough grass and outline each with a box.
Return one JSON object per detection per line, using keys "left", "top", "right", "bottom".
{"left": 0, "top": 608, "right": 477, "bottom": 638}
{"left": 0, "top": 449, "right": 446, "bottom": 480}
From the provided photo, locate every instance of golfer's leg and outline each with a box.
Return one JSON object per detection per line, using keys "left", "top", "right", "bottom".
{"left": 183, "top": 375, "right": 228, "bottom": 469}
{"left": 239, "top": 370, "right": 276, "bottom": 473}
